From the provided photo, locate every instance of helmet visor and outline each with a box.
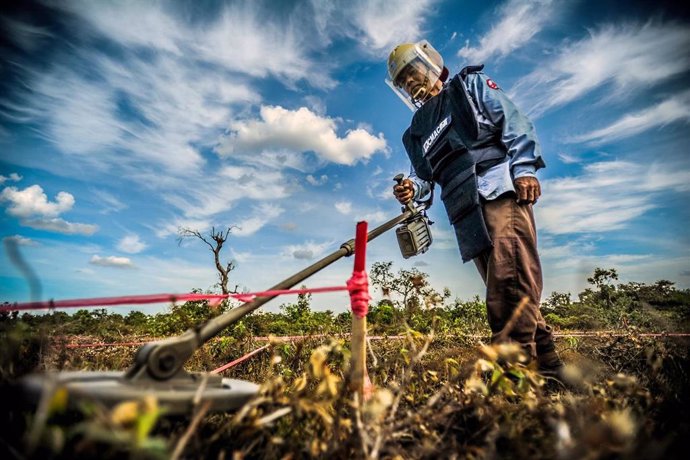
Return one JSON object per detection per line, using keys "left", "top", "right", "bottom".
{"left": 386, "top": 41, "right": 444, "bottom": 111}
{"left": 394, "top": 58, "right": 442, "bottom": 101}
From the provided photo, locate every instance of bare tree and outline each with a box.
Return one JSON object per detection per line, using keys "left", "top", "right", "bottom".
{"left": 177, "top": 226, "right": 238, "bottom": 296}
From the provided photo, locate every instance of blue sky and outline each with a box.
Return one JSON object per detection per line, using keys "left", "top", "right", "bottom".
{"left": 1, "top": 0, "right": 689, "bottom": 313}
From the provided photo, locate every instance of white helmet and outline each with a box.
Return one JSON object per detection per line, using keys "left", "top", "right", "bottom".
{"left": 386, "top": 40, "right": 447, "bottom": 111}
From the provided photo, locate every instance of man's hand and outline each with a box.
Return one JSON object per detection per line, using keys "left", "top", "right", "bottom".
{"left": 393, "top": 178, "right": 415, "bottom": 204}
{"left": 513, "top": 176, "right": 541, "bottom": 204}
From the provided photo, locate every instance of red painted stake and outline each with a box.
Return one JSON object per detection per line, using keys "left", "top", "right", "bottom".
{"left": 349, "top": 221, "right": 372, "bottom": 399}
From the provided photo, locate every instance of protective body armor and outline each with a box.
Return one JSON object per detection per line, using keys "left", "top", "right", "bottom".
{"left": 402, "top": 65, "right": 507, "bottom": 262}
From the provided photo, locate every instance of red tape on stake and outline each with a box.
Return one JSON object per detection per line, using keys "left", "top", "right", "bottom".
{"left": 347, "top": 221, "right": 370, "bottom": 318}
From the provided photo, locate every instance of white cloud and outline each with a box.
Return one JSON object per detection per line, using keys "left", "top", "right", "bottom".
{"left": 234, "top": 204, "right": 284, "bottom": 237}
{"left": 335, "top": 201, "right": 352, "bottom": 215}
{"left": 349, "top": 0, "right": 437, "bottom": 53}
{"left": 7, "top": 55, "right": 252, "bottom": 176}
{"left": 3, "top": 235, "right": 37, "bottom": 246}
{"left": 0, "top": 184, "right": 98, "bottom": 235}
{"left": 92, "top": 189, "right": 128, "bottom": 214}
{"left": 0, "top": 173, "right": 22, "bottom": 184}
{"left": 230, "top": 249, "right": 252, "bottom": 263}
{"left": 160, "top": 165, "right": 290, "bottom": 222}
{"left": 29, "top": 68, "right": 126, "bottom": 159}
{"left": 1, "top": 16, "right": 54, "bottom": 52}
{"left": 89, "top": 254, "right": 135, "bottom": 268}
{"left": 199, "top": 5, "right": 332, "bottom": 87}
{"left": 511, "top": 21, "right": 690, "bottom": 117}
{"left": 154, "top": 217, "right": 213, "bottom": 239}
{"left": 361, "top": 210, "right": 388, "bottom": 224}
{"left": 117, "top": 234, "right": 147, "bottom": 254}
{"left": 537, "top": 161, "right": 690, "bottom": 235}
{"left": 22, "top": 218, "right": 98, "bottom": 235}
{"left": 306, "top": 174, "right": 329, "bottom": 186}
{"left": 458, "top": 0, "right": 556, "bottom": 62}
{"left": 58, "top": 0, "right": 331, "bottom": 86}
{"left": 58, "top": 1, "right": 184, "bottom": 55}
{"left": 0, "top": 185, "right": 74, "bottom": 218}
{"left": 557, "top": 152, "right": 580, "bottom": 164}
{"left": 309, "top": 0, "right": 436, "bottom": 55}
{"left": 539, "top": 239, "right": 652, "bottom": 272}
{"left": 568, "top": 90, "right": 690, "bottom": 145}
{"left": 282, "top": 240, "right": 334, "bottom": 260}
{"left": 217, "top": 106, "right": 387, "bottom": 166}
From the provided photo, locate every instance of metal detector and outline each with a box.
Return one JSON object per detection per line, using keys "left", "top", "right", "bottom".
{"left": 19, "top": 191, "right": 428, "bottom": 415}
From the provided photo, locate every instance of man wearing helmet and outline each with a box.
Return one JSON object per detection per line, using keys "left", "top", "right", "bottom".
{"left": 387, "top": 40, "right": 563, "bottom": 377}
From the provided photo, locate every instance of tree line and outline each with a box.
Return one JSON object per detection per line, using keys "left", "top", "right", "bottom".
{"left": 2, "top": 264, "right": 688, "bottom": 342}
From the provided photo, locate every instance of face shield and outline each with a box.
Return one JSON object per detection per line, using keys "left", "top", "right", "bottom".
{"left": 386, "top": 40, "right": 444, "bottom": 111}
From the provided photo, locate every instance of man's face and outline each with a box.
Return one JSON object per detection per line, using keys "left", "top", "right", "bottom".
{"left": 395, "top": 63, "right": 430, "bottom": 100}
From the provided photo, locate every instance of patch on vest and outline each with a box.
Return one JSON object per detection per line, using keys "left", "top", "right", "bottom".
{"left": 423, "top": 115, "right": 452, "bottom": 154}
{"left": 486, "top": 79, "right": 499, "bottom": 90}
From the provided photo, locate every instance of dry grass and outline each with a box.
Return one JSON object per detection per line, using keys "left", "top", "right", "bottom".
{"left": 2, "top": 330, "right": 688, "bottom": 459}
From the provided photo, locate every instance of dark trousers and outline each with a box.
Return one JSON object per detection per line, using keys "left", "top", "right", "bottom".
{"left": 473, "top": 193, "right": 556, "bottom": 361}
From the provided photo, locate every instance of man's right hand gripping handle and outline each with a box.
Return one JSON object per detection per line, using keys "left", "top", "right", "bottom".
{"left": 393, "top": 174, "right": 415, "bottom": 205}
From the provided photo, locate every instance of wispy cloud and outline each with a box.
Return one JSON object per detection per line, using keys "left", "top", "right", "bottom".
{"left": 537, "top": 160, "right": 690, "bottom": 235}
{"left": 0, "top": 0, "right": 404, "bottom": 247}
{"left": 458, "top": 0, "right": 557, "bottom": 62}
{"left": 234, "top": 204, "right": 284, "bottom": 237}
{"left": 0, "top": 15, "right": 53, "bottom": 52}
{"left": 282, "top": 240, "right": 334, "bottom": 260}
{"left": 511, "top": 21, "right": 690, "bottom": 117}
{"left": 335, "top": 201, "right": 352, "bottom": 215}
{"left": 306, "top": 174, "right": 329, "bottom": 186}
{"left": 230, "top": 249, "right": 252, "bottom": 264}
{"left": 349, "top": 0, "right": 437, "bottom": 53}
{"left": 89, "top": 254, "right": 135, "bottom": 268}
{"left": 309, "top": 0, "right": 437, "bottom": 55}
{"left": 154, "top": 217, "right": 214, "bottom": 239}
{"left": 3, "top": 235, "right": 37, "bottom": 246}
{"left": 567, "top": 90, "right": 690, "bottom": 145}
{"left": 21, "top": 218, "right": 98, "bottom": 235}
{"left": 57, "top": 0, "right": 329, "bottom": 86}
{"left": 117, "top": 234, "right": 147, "bottom": 254}
{"left": 557, "top": 152, "right": 580, "bottom": 164}
{"left": 92, "top": 189, "right": 128, "bottom": 214}
{"left": 160, "top": 165, "right": 289, "bottom": 222}
{"left": 0, "top": 184, "right": 98, "bottom": 235}
{"left": 0, "top": 173, "right": 22, "bottom": 185}
{"left": 217, "top": 106, "right": 388, "bottom": 167}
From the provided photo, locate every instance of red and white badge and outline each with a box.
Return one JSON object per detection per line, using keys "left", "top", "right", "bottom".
{"left": 486, "top": 79, "right": 499, "bottom": 90}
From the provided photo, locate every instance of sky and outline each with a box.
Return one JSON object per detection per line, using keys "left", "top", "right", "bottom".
{"left": 1, "top": 0, "right": 689, "bottom": 314}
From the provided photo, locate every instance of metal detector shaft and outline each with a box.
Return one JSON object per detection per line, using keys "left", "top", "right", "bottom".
{"left": 126, "top": 209, "right": 414, "bottom": 382}
{"left": 198, "top": 208, "right": 413, "bottom": 342}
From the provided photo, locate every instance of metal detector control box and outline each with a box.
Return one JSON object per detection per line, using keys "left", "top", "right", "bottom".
{"left": 396, "top": 213, "right": 432, "bottom": 258}
{"left": 393, "top": 174, "right": 433, "bottom": 259}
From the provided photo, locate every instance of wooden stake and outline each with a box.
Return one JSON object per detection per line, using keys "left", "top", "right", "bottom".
{"left": 351, "top": 313, "right": 367, "bottom": 397}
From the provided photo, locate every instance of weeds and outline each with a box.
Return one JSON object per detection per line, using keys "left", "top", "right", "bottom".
{"left": 2, "top": 327, "right": 687, "bottom": 459}
{"left": 1, "top": 266, "right": 689, "bottom": 458}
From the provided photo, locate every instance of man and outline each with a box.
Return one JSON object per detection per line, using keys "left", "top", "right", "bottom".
{"left": 387, "top": 40, "right": 563, "bottom": 376}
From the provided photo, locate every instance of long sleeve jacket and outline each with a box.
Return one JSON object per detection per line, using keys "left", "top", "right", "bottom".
{"left": 410, "top": 70, "right": 544, "bottom": 201}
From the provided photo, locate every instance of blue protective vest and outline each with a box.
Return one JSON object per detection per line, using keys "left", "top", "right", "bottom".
{"left": 402, "top": 65, "right": 507, "bottom": 262}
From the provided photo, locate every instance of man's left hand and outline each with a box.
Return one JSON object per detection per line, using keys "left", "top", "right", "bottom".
{"left": 514, "top": 176, "right": 541, "bottom": 204}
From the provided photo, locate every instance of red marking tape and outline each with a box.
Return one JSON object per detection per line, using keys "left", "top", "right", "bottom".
{"left": 211, "top": 344, "right": 271, "bottom": 374}
{"left": 2, "top": 285, "right": 350, "bottom": 312}
{"left": 348, "top": 221, "right": 370, "bottom": 318}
